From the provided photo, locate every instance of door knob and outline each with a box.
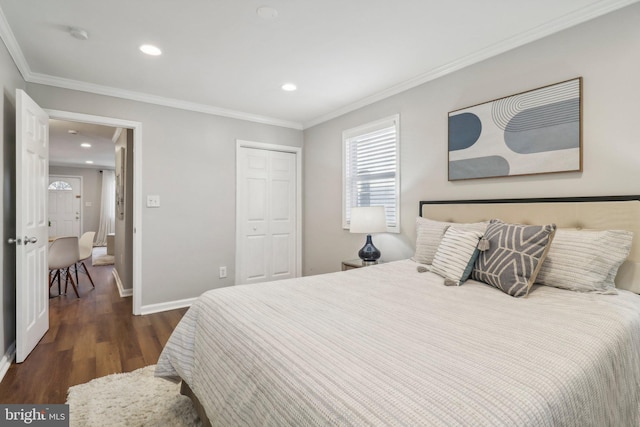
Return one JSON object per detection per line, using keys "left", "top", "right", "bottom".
{"left": 7, "top": 237, "right": 21, "bottom": 245}
{"left": 24, "top": 236, "right": 37, "bottom": 245}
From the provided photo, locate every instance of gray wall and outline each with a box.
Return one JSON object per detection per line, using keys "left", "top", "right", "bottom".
{"left": 24, "top": 83, "right": 304, "bottom": 307}
{"left": 49, "top": 165, "right": 104, "bottom": 237}
{"left": 303, "top": 3, "right": 640, "bottom": 276}
{"left": 0, "top": 39, "right": 24, "bottom": 363}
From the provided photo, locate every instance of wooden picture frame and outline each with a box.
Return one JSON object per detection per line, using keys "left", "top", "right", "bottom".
{"left": 448, "top": 78, "right": 582, "bottom": 181}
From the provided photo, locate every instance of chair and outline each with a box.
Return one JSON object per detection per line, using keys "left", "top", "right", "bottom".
{"left": 74, "top": 231, "right": 96, "bottom": 288}
{"left": 48, "top": 236, "right": 80, "bottom": 298}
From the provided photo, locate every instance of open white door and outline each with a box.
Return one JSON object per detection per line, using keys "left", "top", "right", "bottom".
{"left": 12, "top": 90, "right": 49, "bottom": 363}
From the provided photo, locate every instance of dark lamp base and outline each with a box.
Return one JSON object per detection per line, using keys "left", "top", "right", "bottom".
{"left": 358, "top": 234, "right": 381, "bottom": 263}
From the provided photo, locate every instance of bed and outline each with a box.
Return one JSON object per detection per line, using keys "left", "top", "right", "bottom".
{"left": 156, "top": 196, "right": 640, "bottom": 426}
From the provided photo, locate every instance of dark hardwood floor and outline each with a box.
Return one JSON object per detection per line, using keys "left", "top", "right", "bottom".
{"left": 0, "top": 259, "right": 188, "bottom": 404}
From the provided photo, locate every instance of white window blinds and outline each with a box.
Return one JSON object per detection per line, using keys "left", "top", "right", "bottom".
{"left": 343, "top": 115, "right": 400, "bottom": 232}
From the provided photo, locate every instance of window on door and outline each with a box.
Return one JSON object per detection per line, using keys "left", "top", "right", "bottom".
{"left": 48, "top": 180, "right": 72, "bottom": 190}
{"left": 342, "top": 114, "right": 400, "bottom": 233}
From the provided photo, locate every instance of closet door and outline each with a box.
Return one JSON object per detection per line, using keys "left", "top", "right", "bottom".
{"left": 237, "top": 146, "right": 296, "bottom": 284}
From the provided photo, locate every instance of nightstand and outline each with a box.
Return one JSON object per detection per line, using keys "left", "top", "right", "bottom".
{"left": 341, "top": 259, "right": 379, "bottom": 271}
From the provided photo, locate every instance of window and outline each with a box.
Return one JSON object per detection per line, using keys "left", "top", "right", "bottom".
{"left": 343, "top": 115, "right": 400, "bottom": 232}
{"left": 48, "top": 180, "right": 72, "bottom": 190}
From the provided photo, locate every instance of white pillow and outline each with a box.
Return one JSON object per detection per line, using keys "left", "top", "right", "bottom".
{"left": 412, "top": 217, "right": 487, "bottom": 265}
{"left": 431, "top": 227, "right": 484, "bottom": 286}
{"left": 535, "top": 229, "right": 633, "bottom": 294}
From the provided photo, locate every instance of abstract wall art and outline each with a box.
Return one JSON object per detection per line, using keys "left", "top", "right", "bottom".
{"left": 448, "top": 78, "right": 582, "bottom": 181}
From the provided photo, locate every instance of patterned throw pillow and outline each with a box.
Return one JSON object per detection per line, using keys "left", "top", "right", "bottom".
{"left": 535, "top": 229, "right": 633, "bottom": 294}
{"left": 431, "top": 227, "right": 484, "bottom": 286}
{"left": 472, "top": 219, "right": 556, "bottom": 297}
{"left": 412, "top": 217, "right": 487, "bottom": 265}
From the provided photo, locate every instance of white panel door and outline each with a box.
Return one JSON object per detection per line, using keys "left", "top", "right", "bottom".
{"left": 237, "top": 147, "right": 296, "bottom": 284}
{"left": 48, "top": 176, "right": 81, "bottom": 238}
{"left": 14, "top": 89, "right": 49, "bottom": 363}
{"left": 269, "top": 151, "right": 296, "bottom": 279}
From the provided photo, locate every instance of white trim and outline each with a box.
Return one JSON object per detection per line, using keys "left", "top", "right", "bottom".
{"left": 0, "top": 9, "right": 302, "bottom": 129}
{"left": 48, "top": 174, "right": 84, "bottom": 236}
{"left": 301, "top": 0, "right": 640, "bottom": 128}
{"left": 235, "top": 140, "right": 303, "bottom": 285}
{"left": 0, "top": 341, "right": 16, "bottom": 383}
{"left": 342, "top": 114, "right": 400, "bottom": 233}
{"left": 0, "top": 7, "right": 30, "bottom": 78}
{"left": 45, "top": 109, "right": 143, "bottom": 315}
{"left": 2, "top": 1, "right": 636, "bottom": 131}
{"left": 29, "top": 72, "right": 303, "bottom": 130}
{"left": 140, "top": 297, "right": 197, "bottom": 316}
{"left": 111, "top": 127, "right": 123, "bottom": 144}
{"left": 112, "top": 269, "right": 132, "bottom": 297}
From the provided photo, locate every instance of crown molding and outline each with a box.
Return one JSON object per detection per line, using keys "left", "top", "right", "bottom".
{"left": 302, "top": 0, "right": 640, "bottom": 129}
{"left": 111, "top": 127, "right": 123, "bottom": 144}
{"left": 0, "top": 5, "right": 30, "bottom": 78}
{"left": 0, "top": 5, "right": 302, "bottom": 130}
{"left": 27, "top": 72, "right": 304, "bottom": 130}
{"left": 1, "top": 1, "right": 637, "bottom": 131}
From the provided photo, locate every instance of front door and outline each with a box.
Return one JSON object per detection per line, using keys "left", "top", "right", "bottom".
{"left": 15, "top": 89, "right": 49, "bottom": 363}
{"left": 236, "top": 146, "right": 297, "bottom": 284}
{"left": 48, "top": 176, "right": 81, "bottom": 238}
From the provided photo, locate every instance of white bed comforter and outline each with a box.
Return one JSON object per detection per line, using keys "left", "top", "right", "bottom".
{"left": 156, "top": 260, "right": 640, "bottom": 426}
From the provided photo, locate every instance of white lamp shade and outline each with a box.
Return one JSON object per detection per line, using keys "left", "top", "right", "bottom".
{"left": 349, "top": 206, "right": 387, "bottom": 234}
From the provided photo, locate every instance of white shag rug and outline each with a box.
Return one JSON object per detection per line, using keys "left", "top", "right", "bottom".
{"left": 66, "top": 365, "right": 202, "bottom": 427}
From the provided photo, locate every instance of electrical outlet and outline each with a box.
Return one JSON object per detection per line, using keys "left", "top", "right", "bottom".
{"left": 219, "top": 266, "right": 227, "bottom": 278}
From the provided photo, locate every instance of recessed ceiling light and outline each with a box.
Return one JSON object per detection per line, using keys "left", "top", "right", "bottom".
{"left": 85, "top": 160, "right": 94, "bottom": 164}
{"left": 257, "top": 6, "right": 278, "bottom": 20}
{"left": 81, "top": 143, "right": 91, "bottom": 148}
{"left": 68, "top": 129, "right": 78, "bottom": 135}
{"left": 282, "top": 83, "right": 297, "bottom": 92}
{"left": 140, "top": 44, "right": 162, "bottom": 56}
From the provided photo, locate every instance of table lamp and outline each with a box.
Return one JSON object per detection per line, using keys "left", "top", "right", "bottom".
{"left": 350, "top": 206, "right": 387, "bottom": 265}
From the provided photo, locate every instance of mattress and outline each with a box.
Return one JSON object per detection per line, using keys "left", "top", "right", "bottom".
{"left": 155, "top": 260, "right": 640, "bottom": 426}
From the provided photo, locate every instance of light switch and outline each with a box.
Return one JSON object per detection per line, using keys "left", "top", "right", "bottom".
{"left": 146, "top": 195, "right": 160, "bottom": 208}
{"left": 85, "top": 201, "right": 92, "bottom": 207}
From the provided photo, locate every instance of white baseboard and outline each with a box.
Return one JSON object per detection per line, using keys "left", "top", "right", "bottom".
{"left": 113, "top": 267, "right": 195, "bottom": 314}
{"left": 0, "top": 341, "right": 16, "bottom": 383}
{"left": 112, "top": 269, "right": 133, "bottom": 297}
{"left": 140, "top": 297, "right": 197, "bottom": 315}
{"left": 114, "top": 266, "right": 195, "bottom": 314}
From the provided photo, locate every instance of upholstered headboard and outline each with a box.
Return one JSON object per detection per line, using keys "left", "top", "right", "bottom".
{"left": 419, "top": 196, "right": 640, "bottom": 294}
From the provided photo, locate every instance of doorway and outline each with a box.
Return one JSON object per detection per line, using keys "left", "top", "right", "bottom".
{"left": 45, "top": 109, "right": 143, "bottom": 314}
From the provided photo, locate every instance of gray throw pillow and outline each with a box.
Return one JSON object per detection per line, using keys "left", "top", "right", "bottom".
{"left": 471, "top": 219, "right": 556, "bottom": 297}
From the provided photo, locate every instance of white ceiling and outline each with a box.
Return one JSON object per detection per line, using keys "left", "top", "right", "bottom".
{"left": 0, "top": 0, "right": 637, "bottom": 130}
{"left": 49, "top": 120, "right": 118, "bottom": 169}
